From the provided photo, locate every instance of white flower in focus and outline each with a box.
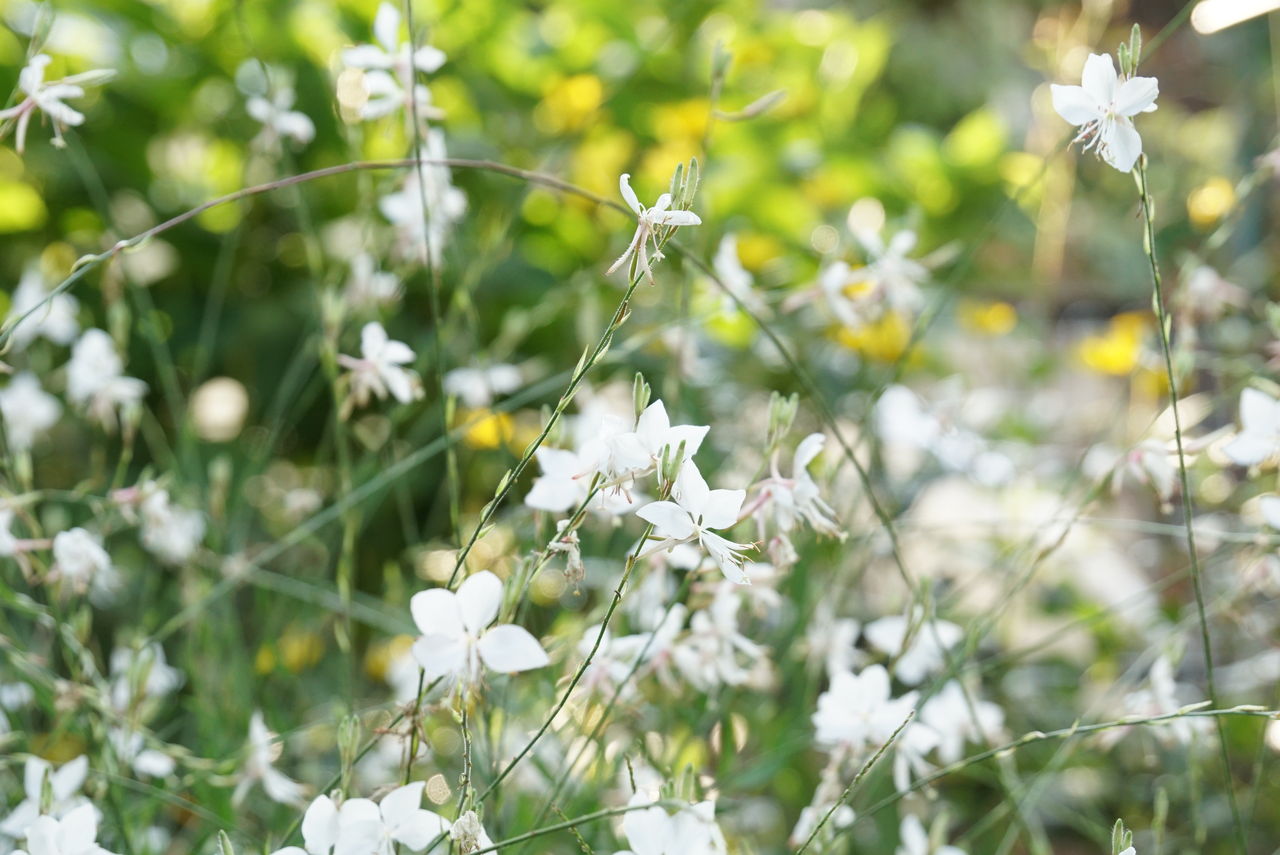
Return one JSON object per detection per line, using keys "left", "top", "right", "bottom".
{"left": 5, "top": 266, "right": 80, "bottom": 350}
{"left": 606, "top": 173, "right": 701, "bottom": 285}
{"left": 0, "top": 756, "right": 89, "bottom": 839}
{"left": 449, "top": 811, "right": 493, "bottom": 854}
{"left": 444, "top": 364, "right": 522, "bottom": 408}
{"left": 612, "top": 793, "right": 728, "bottom": 855}
{"left": 638, "top": 461, "right": 752, "bottom": 583}
{"left": 581, "top": 399, "right": 709, "bottom": 484}
{"left": 1051, "top": 52, "right": 1158, "bottom": 173}
{"left": 757, "top": 432, "right": 841, "bottom": 538}
{"left": 51, "top": 528, "right": 118, "bottom": 599}
{"left": 269, "top": 794, "right": 339, "bottom": 855}
{"left": 338, "top": 322, "right": 423, "bottom": 409}
{"left": 1222, "top": 387, "right": 1280, "bottom": 467}
{"left": 0, "top": 373, "right": 62, "bottom": 452}
{"left": 0, "top": 54, "right": 114, "bottom": 154}
{"left": 525, "top": 447, "right": 594, "bottom": 513}
{"left": 234, "top": 712, "right": 306, "bottom": 807}
{"left": 247, "top": 87, "right": 315, "bottom": 148}
{"left": 11, "top": 804, "right": 119, "bottom": 855}
{"left": 139, "top": 488, "right": 205, "bottom": 565}
{"left": 864, "top": 614, "right": 962, "bottom": 686}
{"left": 66, "top": 330, "right": 147, "bottom": 428}
{"left": 410, "top": 570, "right": 549, "bottom": 689}
{"left": 896, "top": 815, "right": 966, "bottom": 855}
{"left": 333, "top": 782, "right": 450, "bottom": 855}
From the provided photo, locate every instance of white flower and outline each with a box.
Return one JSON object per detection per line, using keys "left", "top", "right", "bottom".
{"left": 66, "top": 330, "right": 147, "bottom": 428}
{"left": 711, "top": 234, "right": 765, "bottom": 314}
{"left": 896, "top": 815, "right": 966, "bottom": 855}
{"left": 581, "top": 399, "right": 709, "bottom": 484}
{"left": 410, "top": 570, "right": 549, "bottom": 689}
{"left": 757, "top": 432, "right": 841, "bottom": 538}
{"left": 443, "top": 364, "right": 522, "bottom": 409}
{"left": 342, "top": 3, "right": 446, "bottom": 122}
{"left": 852, "top": 226, "right": 930, "bottom": 315}
{"left": 524, "top": 447, "right": 640, "bottom": 516}
{"left": 5, "top": 266, "right": 80, "bottom": 350}
{"left": 344, "top": 253, "right": 402, "bottom": 311}
{"left": 108, "top": 643, "right": 183, "bottom": 711}
{"left": 0, "top": 54, "right": 114, "bottom": 154}
{"left": 338, "top": 322, "right": 423, "bottom": 408}
{"left": 637, "top": 461, "right": 752, "bottom": 583}
{"left": 918, "top": 681, "right": 1004, "bottom": 763}
{"left": 332, "top": 782, "right": 451, "bottom": 855}
{"left": 606, "top": 174, "right": 701, "bottom": 285}
{"left": 1051, "top": 52, "right": 1158, "bottom": 173}
{"left": 138, "top": 488, "right": 205, "bottom": 565}
{"left": 378, "top": 138, "right": 466, "bottom": 266}
{"left": 234, "top": 712, "right": 305, "bottom": 807}
{"left": 108, "top": 728, "right": 176, "bottom": 779}
{"left": 812, "top": 664, "right": 916, "bottom": 753}
{"left": 613, "top": 793, "right": 727, "bottom": 855}
{"left": 1104, "top": 655, "right": 1209, "bottom": 748}
{"left": 270, "top": 794, "right": 338, "bottom": 855}
{"left": 863, "top": 614, "right": 962, "bottom": 685}
{"left": 51, "top": 529, "right": 118, "bottom": 599}
{"left": 0, "top": 373, "right": 62, "bottom": 452}
{"left": 0, "top": 756, "right": 89, "bottom": 839}
{"left": 669, "top": 590, "right": 768, "bottom": 691}
{"left": 1222, "top": 387, "right": 1280, "bottom": 466}
{"left": 448, "top": 811, "right": 493, "bottom": 854}
{"left": 247, "top": 87, "right": 315, "bottom": 147}
{"left": 10, "top": 804, "right": 118, "bottom": 855}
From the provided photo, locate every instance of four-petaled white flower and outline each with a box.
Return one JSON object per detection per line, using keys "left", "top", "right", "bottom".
{"left": 66, "top": 330, "right": 148, "bottom": 428}
{"left": 612, "top": 793, "right": 728, "bottom": 855}
{"left": 332, "top": 783, "right": 450, "bottom": 855}
{"left": 812, "top": 664, "right": 917, "bottom": 752}
{"left": 0, "top": 373, "right": 63, "bottom": 452}
{"left": 247, "top": 87, "right": 315, "bottom": 148}
{"left": 0, "top": 756, "right": 90, "bottom": 839}
{"left": 637, "top": 461, "right": 752, "bottom": 583}
{"left": 1051, "top": 52, "right": 1158, "bottom": 173}
{"left": 234, "top": 711, "right": 306, "bottom": 807}
{"left": 1222, "top": 387, "right": 1280, "bottom": 466}
{"left": 0, "top": 54, "right": 113, "bottom": 154}
{"left": 10, "top": 804, "right": 119, "bottom": 855}
{"left": 410, "top": 570, "right": 549, "bottom": 688}
{"left": 338, "top": 322, "right": 423, "bottom": 409}
{"left": 607, "top": 174, "right": 701, "bottom": 285}
{"left": 581, "top": 399, "right": 709, "bottom": 484}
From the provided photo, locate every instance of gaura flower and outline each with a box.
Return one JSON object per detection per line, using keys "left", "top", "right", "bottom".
{"left": 65, "top": 330, "right": 147, "bottom": 429}
{"left": 1051, "top": 52, "right": 1158, "bottom": 173}
{"left": 895, "top": 815, "right": 966, "bottom": 855}
{"left": 342, "top": 2, "right": 446, "bottom": 123}
{"left": 1222, "top": 387, "right": 1280, "bottom": 466}
{"left": 338, "top": 322, "right": 423, "bottom": 410}
{"left": 247, "top": 87, "right": 315, "bottom": 148}
{"left": 0, "top": 373, "right": 62, "bottom": 452}
{"left": 0, "top": 756, "right": 89, "bottom": 839}
{"left": 607, "top": 174, "right": 701, "bottom": 286}
{"left": 331, "top": 783, "right": 450, "bottom": 855}
{"left": 611, "top": 793, "right": 728, "bottom": 855}
{"left": 233, "top": 711, "right": 305, "bottom": 807}
{"left": 636, "top": 460, "right": 752, "bottom": 583}
{"left": 0, "top": 54, "right": 114, "bottom": 154}
{"left": 11, "top": 804, "right": 119, "bottom": 855}
{"left": 5, "top": 266, "right": 80, "bottom": 351}
{"left": 410, "top": 570, "right": 549, "bottom": 688}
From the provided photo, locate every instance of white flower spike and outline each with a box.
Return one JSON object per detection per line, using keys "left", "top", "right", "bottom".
{"left": 1051, "top": 52, "right": 1158, "bottom": 173}
{"left": 410, "top": 570, "right": 549, "bottom": 689}
{"left": 607, "top": 174, "right": 701, "bottom": 285}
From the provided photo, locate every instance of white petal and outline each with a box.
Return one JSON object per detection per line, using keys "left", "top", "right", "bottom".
{"left": 1261, "top": 496, "right": 1280, "bottom": 530}
{"left": 409, "top": 588, "right": 464, "bottom": 638}
{"left": 1101, "top": 119, "right": 1142, "bottom": 173}
{"left": 477, "top": 624, "right": 549, "bottom": 673}
{"left": 1114, "top": 75, "right": 1158, "bottom": 116}
{"left": 302, "top": 795, "right": 340, "bottom": 855}
{"left": 361, "top": 322, "right": 389, "bottom": 358}
{"left": 334, "top": 819, "right": 383, "bottom": 855}
{"left": 674, "top": 460, "right": 711, "bottom": 516}
{"left": 56, "top": 804, "right": 97, "bottom": 855}
{"left": 656, "top": 210, "right": 701, "bottom": 226}
{"left": 341, "top": 45, "right": 391, "bottom": 69}
{"left": 24, "top": 816, "right": 60, "bottom": 855}
{"left": 700, "top": 489, "right": 745, "bottom": 530}
{"left": 411, "top": 633, "right": 469, "bottom": 681}
{"left": 379, "top": 782, "right": 425, "bottom": 829}
{"left": 635, "top": 500, "right": 696, "bottom": 540}
{"left": 373, "top": 2, "right": 401, "bottom": 53}
{"left": 413, "top": 46, "right": 446, "bottom": 74}
{"left": 621, "top": 801, "right": 673, "bottom": 855}
{"left": 379, "top": 340, "right": 416, "bottom": 365}
{"left": 1080, "top": 53, "right": 1117, "bottom": 104}
{"left": 455, "top": 570, "right": 503, "bottom": 634}
{"left": 1223, "top": 432, "right": 1275, "bottom": 467}
{"left": 391, "top": 809, "right": 449, "bottom": 851}
{"left": 51, "top": 755, "right": 88, "bottom": 799}
{"left": 619, "top": 173, "right": 642, "bottom": 214}
{"left": 1239, "top": 387, "right": 1280, "bottom": 435}
{"left": 1049, "top": 84, "right": 1099, "bottom": 126}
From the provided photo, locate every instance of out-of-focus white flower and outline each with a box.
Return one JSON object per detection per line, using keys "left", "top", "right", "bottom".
{"left": 0, "top": 54, "right": 114, "bottom": 153}
{"left": 108, "top": 643, "right": 183, "bottom": 711}
{"left": 1114, "top": 439, "right": 1177, "bottom": 505}
{"left": 233, "top": 712, "right": 306, "bottom": 807}
{"left": 449, "top": 811, "right": 493, "bottom": 854}
{"left": 444, "top": 364, "right": 522, "bottom": 408}
{"left": 108, "top": 728, "right": 176, "bottom": 779}
{"left": 669, "top": 590, "right": 768, "bottom": 691}
{"left": 10, "top": 803, "right": 119, "bottom": 855}
{"left": 138, "top": 487, "right": 205, "bottom": 565}
{"left": 1102, "top": 655, "right": 1210, "bottom": 748}
{"left": 606, "top": 173, "right": 701, "bottom": 285}
{"left": 1222, "top": 387, "right": 1280, "bottom": 466}
{"left": 0, "top": 373, "right": 62, "bottom": 452}
{"left": 918, "top": 681, "right": 1004, "bottom": 763}
{"left": 1051, "top": 52, "right": 1158, "bottom": 173}
{"left": 247, "top": 87, "right": 315, "bottom": 148}
{"left": 812, "top": 664, "right": 916, "bottom": 753}
{"left": 342, "top": 2, "right": 446, "bottom": 122}
{"left": 1178, "top": 265, "right": 1246, "bottom": 321}
{"left": 378, "top": 137, "right": 466, "bottom": 266}
{"left": 344, "top": 253, "right": 402, "bottom": 310}
{"left": 51, "top": 528, "right": 118, "bottom": 598}
{"left": 66, "top": 330, "right": 147, "bottom": 428}
{"left": 895, "top": 815, "right": 966, "bottom": 855}
{"left": 863, "top": 613, "right": 962, "bottom": 685}
{"left": 711, "top": 234, "right": 766, "bottom": 314}
{"left": 410, "top": 570, "right": 549, "bottom": 689}
{"left": 4, "top": 266, "right": 80, "bottom": 350}
{"left": 755, "top": 432, "right": 841, "bottom": 540}
{"left": 851, "top": 226, "right": 929, "bottom": 315}
{"left": 338, "top": 322, "right": 423, "bottom": 409}
{"left": 637, "top": 461, "right": 752, "bottom": 583}
{"left": 611, "top": 793, "right": 728, "bottom": 855}
{"left": 0, "top": 756, "right": 90, "bottom": 839}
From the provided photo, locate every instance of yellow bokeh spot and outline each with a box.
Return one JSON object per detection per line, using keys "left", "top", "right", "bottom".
{"left": 535, "top": 74, "right": 604, "bottom": 134}
{"left": 1077, "top": 312, "right": 1147, "bottom": 375}
{"left": 28, "top": 733, "right": 87, "bottom": 764}
{"left": 944, "top": 107, "right": 1007, "bottom": 169}
{"left": 735, "top": 232, "right": 783, "bottom": 271}
{"left": 1186, "top": 177, "right": 1235, "bottom": 228}
{"left": 279, "top": 629, "right": 325, "bottom": 673}
{"left": 0, "top": 180, "right": 47, "bottom": 232}
{"left": 958, "top": 299, "right": 1017, "bottom": 336}
{"left": 460, "top": 408, "right": 515, "bottom": 450}
{"left": 571, "top": 127, "right": 634, "bottom": 197}
{"left": 836, "top": 311, "right": 912, "bottom": 362}
{"left": 650, "top": 99, "right": 710, "bottom": 146}
{"left": 254, "top": 644, "right": 277, "bottom": 675}
{"left": 364, "top": 634, "right": 416, "bottom": 682}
